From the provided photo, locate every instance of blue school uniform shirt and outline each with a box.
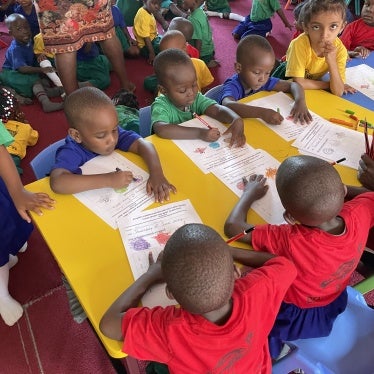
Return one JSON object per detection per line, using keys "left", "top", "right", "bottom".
{"left": 77, "top": 43, "right": 100, "bottom": 61}
{"left": 52, "top": 126, "right": 141, "bottom": 174}
{"left": 220, "top": 73, "right": 279, "bottom": 102}
{"left": 111, "top": 5, "right": 126, "bottom": 28}
{"left": 13, "top": 4, "right": 40, "bottom": 38}
{"left": 2, "top": 39, "right": 35, "bottom": 70}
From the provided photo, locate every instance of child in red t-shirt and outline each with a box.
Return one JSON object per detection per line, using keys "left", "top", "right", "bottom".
{"left": 225, "top": 155, "right": 374, "bottom": 358}
{"left": 100, "top": 223, "right": 296, "bottom": 373}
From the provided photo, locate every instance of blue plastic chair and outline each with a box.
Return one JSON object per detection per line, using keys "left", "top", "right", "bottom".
{"left": 30, "top": 139, "right": 65, "bottom": 180}
{"left": 204, "top": 84, "right": 224, "bottom": 103}
{"left": 139, "top": 105, "right": 152, "bottom": 138}
{"left": 272, "top": 285, "right": 374, "bottom": 374}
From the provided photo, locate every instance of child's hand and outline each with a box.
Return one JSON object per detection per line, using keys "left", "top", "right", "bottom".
{"left": 323, "top": 41, "right": 337, "bottom": 64}
{"left": 41, "top": 66, "right": 55, "bottom": 74}
{"left": 343, "top": 84, "right": 356, "bottom": 94}
{"left": 290, "top": 102, "right": 312, "bottom": 125}
{"left": 224, "top": 118, "right": 246, "bottom": 147}
{"left": 110, "top": 170, "right": 133, "bottom": 189}
{"left": 352, "top": 46, "right": 370, "bottom": 59}
{"left": 242, "top": 174, "right": 269, "bottom": 201}
{"left": 147, "top": 251, "right": 164, "bottom": 282}
{"left": 284, "top": 22, "right": 293, "bottom": 31}
{"left": 358, "top": 153, "right": 374, "bottom": 191}
{"left": 130, "top": 38, "right": 138, "bottom": 46}
{"left": 199, "top": 127, "right": 221, "bottom": 142}
{"left": 148, "top": 52, "right": 156, "bottom": 65}
{"left": 14, "top": 190, "right": 55, "bottom": 223}
{"left": 260, "top": 108, "right": 283, "bottom": 125}
{"left": 146, "top": 173, "right": 177, "bottom": 203}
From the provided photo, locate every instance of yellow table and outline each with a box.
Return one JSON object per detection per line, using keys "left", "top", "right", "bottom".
{"left": 25, "top": 90, "right": 371, "bottom": 359}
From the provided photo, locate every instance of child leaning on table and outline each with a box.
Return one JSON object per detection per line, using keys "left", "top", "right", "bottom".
{"left": 224, "top": 155, "right": 374, "bottom": 358}
{"left": 221, "top": 35, "right": 312, "bottom": 125}
{"left": 0, "top": 119, "right": 54, "bottom": 326}
{"left": 99, "top": 223, "right": 297, "bottom": 373}
{"left": 285, "top": 0, "right": 354, "bottom": 97}
{"left": 49, "top": 87, "right": 176, "bottom": 203}
{"left": 151, "top": 49, "right": 246, "bottom": 147}
{"left": 340, "top": 0, "right": 374, "bottom": 59}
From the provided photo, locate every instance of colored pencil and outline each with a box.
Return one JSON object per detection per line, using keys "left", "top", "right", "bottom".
{"left": 193, "top": 112, "right": 212, "bottom": 129}
{"left": 364, "top": 118, "right": 370, "bottom": 156}
{"left": 226, "top": 227, "right": 255, "bottom": 244}
{"left": 330, "top": 157, "right": 346, "bottom": 165}
{"left": 329, "top": 118, "right": 357, "bottom": 128}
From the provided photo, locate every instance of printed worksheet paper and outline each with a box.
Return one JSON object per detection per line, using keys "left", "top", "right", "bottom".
{"left": 346, "top": 64, "right": 374, "bottom": 101}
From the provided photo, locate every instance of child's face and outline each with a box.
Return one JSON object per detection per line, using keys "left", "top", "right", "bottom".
{"left": 9, "top": 19, "right": 31, "bottom": 44}
{"left": 144, "top": 0, "right": 161, "bottom": 14}
{"left": 160, "top": 63, "right": 198, "bottom": 110}
{"left": 235, "top": 49, "right": 275, "bottom": 91}
{"left": 71, "top": 105, "right": 119, "bottom": 156}
{"left": 303, "top": 11, "right": 346, "bottom": 49}
{"left": 362, "top": 0, "right": 374, "bottom": 26}
{"left": 182, "top": 0, "right": 197, "bottom": 11}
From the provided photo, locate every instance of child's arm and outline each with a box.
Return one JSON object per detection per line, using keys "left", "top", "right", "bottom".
{"left": 0, "top": 146, "right": 54, "bottom": 221}
{"left": 323, "top": 41, "right": 345, "bottom": 97}
{"left": 229, "top": 247, "right": 276, "bottom": 267}
{"left": 276, "top": 8, "right": 293, "bottom": 30}
{"left": 204, "top": 104, "right": 246, "bottom": 147}
{"left": 357, "top": 153, "right": 374, "bottom": 191}
{"left": 224, "top": 174, "right": 269, "bottom": 245}
{"left": 128, "top": 138, "right": 177, "bottom": 203}
{"left": 18, "top": 65, "right": 55, "bottom": 75}
{"left": 194, "top": 39, "right": 202, "bottom": 54}
{"left": 122, "top": 26, "right": 138, "bottom": 47}
{"left": 100, "top": 252, "right": 163, "bottom": 340}
{"left": 348, "top": 46, "right": 371, "bottom": 59}
{"left": 273, "top": 80, "right": 312, "bottom": 124}
{"left": 144, "top": 36, "right": 156, "bottom": 64}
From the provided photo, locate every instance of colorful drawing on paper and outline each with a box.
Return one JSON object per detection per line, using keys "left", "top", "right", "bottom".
{"left": 130, "top": 237, "right": 151, "bottom": 251}
{"left": 265, "top": 167, "right": 277, "bottom": 179}
{"left": 236, "top": 179, "right": 245, "bottom": 190}
{"left": 153, "top": 231, "right": 171, "bottom": 245}
{"left": 194, "top": 147, "right": 207, "bottom": 154}
{"left": 209, "top": 142, "right": 220, "bottom": 149}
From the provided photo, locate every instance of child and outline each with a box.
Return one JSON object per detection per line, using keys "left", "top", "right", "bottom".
{"left": 99, "top": 223, "right": 297, "bottom": 372}
{"left": 0, "top": 14, "right": 63, "bottom": 112}
{"left": 111, "top": 0, "right": 140, "bottom": 58}
{"left": 0, "top": 117, "right": 54, "bottom": 326}
{"left": 340, "top": 0, "right": 374, "bottom": 59}
{"left": 151, "top": 49, "right": 246, "bottom": 147}
{"left": 221, "top": 35, "right": 312, "bottom": 125}
{"left": 232, "top": 0, "right": 292, "bottom": 40}
{"left": 133, "top": 0, "right": 162, "bottom": 64}
{"left": 168, "top": 16, "right": 200, "bottom": 58}
{"left": 204, "top": 0, "right": 245, "bottom": 22}
{"left": 224, "top": 155, "right": 374, "bottom": 358}
{"left": 14, "top": 0, "right": 39, "bottom": 38}
{"left": 50, "top": 87, "right": 176, "bottom": 204}
{"left": 184, "top": 0, "right": 219, "bottom": 67}
{"left": 285, "top": 0, "right": 353, "bottom": 97}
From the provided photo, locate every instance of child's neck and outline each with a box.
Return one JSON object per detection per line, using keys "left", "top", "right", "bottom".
{"left": 316, "top": 216, "right": 345, "bottom": 235}
{"left": 202, "top": 298, "right": 233, "bottom": 325}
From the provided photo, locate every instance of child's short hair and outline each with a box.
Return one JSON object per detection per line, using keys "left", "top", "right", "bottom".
{"left": 276, "top": 155, "right": 345, "bottom": 224}
{"left": 64, "top": 87, "right": 113, "bottom": 129}
{"left": 5, "top": 13, "right": 26, "bottom": 29}
{"left": 300, "top": 0, "right": 347, "bottom": 26}
{"left": 162, "top": 223, "right": 235, "bottom": 314}
{"left": 153, "top": 48, "right": 193, "bottom": 86}
{"left": 293, "top": 1, "right": 305, "bottom": 22}
{"left": 159, "top": 30, "right": 186, "bottom": 51}
{"left": 236, "top": 35, "right": 273, "bottom": 64}
{"left": 168, "top": 17, "right": 194, "bottom": 41}
{"left": 111, "top": 89, "right": 139, "bottom": 110}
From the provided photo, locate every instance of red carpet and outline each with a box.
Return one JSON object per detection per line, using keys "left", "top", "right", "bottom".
{"left": 0, "top": 1, "right": 372, "bottom": 373}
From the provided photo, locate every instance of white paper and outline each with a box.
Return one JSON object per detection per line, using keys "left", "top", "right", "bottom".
{"left": 73, "top": 153, "right": 154, "bottom": 229}
{"left": 247, "top": 92, "right": 313, "bottom": 141}
{"left": 346, "top": 64, "right": 374, "bottom": 101}
{"left": 118, "top": 200, "right": 202, "bottom": 307}
{"left": 292, "top": 119, "right": 369, "bottom": 169}
{"left": 172, "top": 116, "right": 254, "bottom": 174}
{"left": 212, "top": 149, "right": 285, "bottom": 224}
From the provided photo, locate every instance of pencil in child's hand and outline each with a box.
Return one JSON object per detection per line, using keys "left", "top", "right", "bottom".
{"left": 226, "top": 227, "right": 255, "bottom": 244}
{"left": 193, "top": 112, "right": 212, "bottom": 129}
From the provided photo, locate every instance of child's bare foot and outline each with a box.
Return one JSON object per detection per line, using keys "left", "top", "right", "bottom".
{"left": 123, "top": 81, "right": 136, "bottom": 93}
{"left": 0, "top": 294, "right": 23, "bottom": 326}
{"left": 207, "top": 59, "right": 220, "bottom": 68}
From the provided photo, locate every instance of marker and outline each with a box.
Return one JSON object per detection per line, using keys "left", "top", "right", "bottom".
{"left": 193, "top": 112, "right": 212, "bottom": 129}
{"left": 345, "top": 109, "right": 355, "bottom": 115}
{"left": 115, "top": 167, "right": 138, "bottom": 182}
{"left": 226, "top": 227, "right": 255, "bottom": 244}
{"left": 330, "top": 157, "right": 346, "bottom": 165}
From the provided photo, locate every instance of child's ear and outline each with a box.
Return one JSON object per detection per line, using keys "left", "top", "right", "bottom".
{"left": 234, "top": 62, "right": 241, "bottom": 73}
{"left": 68, "top": 128, "right": 82, "bottom": 143}
{"left": 233, "top": 264, "right": 241, "bottom": 280}
{"left": 165, "top": 285, "right": 175, "bottom": 300}
{"left": 343, "top": 184, "right": 347, "bottom": 197}
{"left": 158, "top": 84, "right": 167, "bottom": 95}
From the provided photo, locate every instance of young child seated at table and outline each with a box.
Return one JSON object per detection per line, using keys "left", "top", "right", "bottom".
{"left": 340, "top": 0, "right": 374, "bottom": 59}
{"left": 168, "top": 17, "right": 199, "bottom": 58}
{"left": 0, "top": 115, "right": 54, "bottom": 326}
{"left": 221, "top": 35, "right": 311, "bottom": 125}
{"left": 99, "top": 223, "right": 297, "bottom": 372}
{"left": 285, "top": 0, "right": 354, "bottom": 97}
{"left": 0, "top": 14, "right": 63, "bottom": 112}
{"left": 224, "top": 155, "right": 374, "bottom": 358}
{"left": 151, "top": 49, "right": 246, "bottom": 147}
{"left": 50, "top": 87, "right": 176, "bottom": 203}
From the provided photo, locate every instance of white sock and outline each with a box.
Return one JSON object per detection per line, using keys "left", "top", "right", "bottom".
{"left": 229, "top": 13, "right": 245, "bottom": 22}
{"left": 0, "top": 294, "right": 23, "bottom": 326}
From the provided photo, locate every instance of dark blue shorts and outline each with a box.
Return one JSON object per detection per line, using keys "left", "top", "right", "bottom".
{"left": 232, "top": 17, "right": 272, "bottom": 39}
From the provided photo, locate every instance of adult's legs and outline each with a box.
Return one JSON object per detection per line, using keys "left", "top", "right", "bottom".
{"left": 55, "top": 51, "right": 79, "bottom": 96}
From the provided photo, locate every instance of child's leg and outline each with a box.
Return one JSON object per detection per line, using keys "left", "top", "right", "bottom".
{"left": 232, "top": 15, "right": 251, "bottom": 39}
{"left": 205, "top": 11, "right": 244, "bottom": 22}
{"left": 240, "top": 18, "right": 272, "bottom": 39}
{"left": 39, "top": 59, "right": 63, "bottom": 87}
{"left": 0, "top": 262, "right": 23, "bottom": 326}
{"left": 32, "top": 82, "right": 64, "bottom": 113}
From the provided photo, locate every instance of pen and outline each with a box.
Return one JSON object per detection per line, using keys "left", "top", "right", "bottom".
{"left": 115, "top": 167, "right": 138, "bottom": 182}
{"left": 226, "top": 227, "right": 255, "bottom": 244}
{"left": 193, "top": 112, "right": 212, "bottom": 129}
{"left": 330, "top": 157, "right": 346, "bottom": 165}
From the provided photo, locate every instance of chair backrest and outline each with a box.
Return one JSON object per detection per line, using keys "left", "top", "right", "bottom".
{"left": 272, "top": 286, "right": 374, "bottom": 374}
{"left": 139, "top": 105, "right": 152, "bottom": 138}
{"left": 204, "top": 84, "right": 224, "bottom": 103}
{"left": 30, "top": 139, "right": 65, "bottom": 180}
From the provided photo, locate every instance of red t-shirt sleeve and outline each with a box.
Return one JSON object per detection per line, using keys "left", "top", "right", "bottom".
{"left": 340, "top": 22, "right": 354, "bottom": 50}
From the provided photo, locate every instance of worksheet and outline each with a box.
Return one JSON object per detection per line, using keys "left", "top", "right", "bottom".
{"left": 346, "top": 64, "right": 374, "bottom": 101}
{"left": 74, "top": 152, "right": 153, "bottom": 229}
{"left": 212, "top": 149, "right": 285, "bottom": 224}
{"left": 247, "top": 92, "right": 314, "bottom": 141}
{"left": 292, "top": 119, "right": 369, "bottom": 169}
{"left": 118, "top": 199, "right": 202, "bottom": 307}
{"left": 172, "top": 116, "right": 254, "bottom": 174}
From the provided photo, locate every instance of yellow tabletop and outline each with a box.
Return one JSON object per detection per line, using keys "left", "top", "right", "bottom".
{"left": 25, "top": 90, "right": 372, "bottom": 358}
